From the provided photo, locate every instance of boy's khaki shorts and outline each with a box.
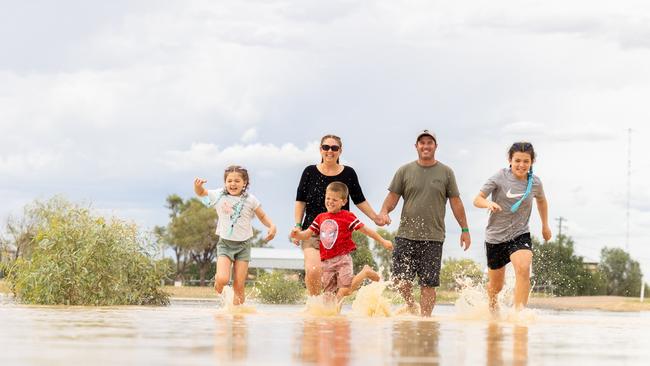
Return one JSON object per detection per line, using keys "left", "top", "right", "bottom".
{"left": 300, "top": 234, "right": 320, "bottom": 250}
{"left": 217, "top": 238, "right": 252, "bottom": 262}
{"left": 321, "top": 254, "right": 353, "bottom": 293}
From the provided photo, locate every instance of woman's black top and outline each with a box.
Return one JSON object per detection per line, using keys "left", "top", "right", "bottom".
{"left": 295, "top": 165, "right": 367, "bottom": 229}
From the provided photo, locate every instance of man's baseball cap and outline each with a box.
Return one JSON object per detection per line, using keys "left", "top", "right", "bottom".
{"left": 416, "top": 129, "right": 437, "bottom": 143}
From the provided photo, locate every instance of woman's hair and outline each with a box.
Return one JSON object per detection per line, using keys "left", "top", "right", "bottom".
{"left": 223, "top": 165, "right": 250, "bottom": 191}
{"left": 508, "top": 142, "right": 536, "bottom": 162}
{"left": 320, "top": 134, "right": 343, "bottom": 147}
{"left": 320, "top": 134, "right": 343, "bottom": 164}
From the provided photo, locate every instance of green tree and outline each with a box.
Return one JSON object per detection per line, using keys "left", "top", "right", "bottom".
{"left": 170, "top": 198, "right": 219, "bottom": 286}
{"left": 532, "top": 235, "right": 605, "bottom": 296}
{"left": 155, "top": 194, "right": 192, "bottom": 282}
{"left": 599, "top": 247, "right": 643, "bottom": 296}
{"left": 440, "top": 258, "right": 483, "bottom": 291}
{"left": 373, "top": 228, "right": 395, "bottom": 279}
{"left": 7, "top": 197, "right": 168, "bottom": 305}
{"left": 351, "top": 231, "right": 377, "bottom": 274}
{"left": 3, "top": 207, "right": 38, "bottom": 260}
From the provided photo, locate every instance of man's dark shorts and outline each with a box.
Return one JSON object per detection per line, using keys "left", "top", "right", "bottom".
{"left": 485, "top": 232, "right": 533, "bottom": 270}
{"left": 392, "top": 237, "right": 443, "bottom": 287}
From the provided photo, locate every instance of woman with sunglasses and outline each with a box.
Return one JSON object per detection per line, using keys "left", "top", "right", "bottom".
{"left": 293, "top": 134, "right": 385, "bottom": 296}
{"left": 473, "top": 142, "right": 552, "bottom": 313}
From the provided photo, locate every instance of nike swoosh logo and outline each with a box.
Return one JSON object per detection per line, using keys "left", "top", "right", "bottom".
{"left": 506, "top": 189, "right": 524, "bottom": 198}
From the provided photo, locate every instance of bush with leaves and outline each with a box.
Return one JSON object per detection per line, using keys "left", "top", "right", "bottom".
{"left": 440, "top": 258, "right": 484, "bottom": 290}
{"left": 255, "top": 270, "right": 305, "bottom": 304}
{"left": 7, "top": 197, "right": 169, "bottom": 306}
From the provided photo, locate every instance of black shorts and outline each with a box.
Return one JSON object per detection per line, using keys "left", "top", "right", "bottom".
{"left": 485, "top": 233, "right": 533, "bottom": 270}
{"left": 392, "top": 237, "right": 443, "bottom": 287}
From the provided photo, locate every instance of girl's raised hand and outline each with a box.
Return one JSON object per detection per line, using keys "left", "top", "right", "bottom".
{"left": 194, "top": 177, "right": 207, "bottom": 188}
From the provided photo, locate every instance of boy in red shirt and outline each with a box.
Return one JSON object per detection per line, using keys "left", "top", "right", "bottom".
{"left": 291, "top": 181, "right": 394, "bottom": 302}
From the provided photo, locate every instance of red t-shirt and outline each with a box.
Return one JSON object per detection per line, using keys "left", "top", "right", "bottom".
{"left": 309, "top": 210, "right": 364, "bottom": 261}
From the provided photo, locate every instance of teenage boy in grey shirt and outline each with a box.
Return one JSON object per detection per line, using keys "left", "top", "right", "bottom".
{"left": 379, "top": 130, "right": 471, "bottom": 317}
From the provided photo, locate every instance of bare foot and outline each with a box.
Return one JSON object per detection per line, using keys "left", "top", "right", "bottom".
{"left": 361, "top": 265, "right": 380, "bottom": 282}
{"left": 394, "top": 302, "right": 421, "bottom": 316}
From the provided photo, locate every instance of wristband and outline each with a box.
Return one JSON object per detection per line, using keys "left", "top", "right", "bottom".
{"left": 295, "top": 223, "right": 302, "bottom": 228}
{"left": 461, "top": 228, "right": 469, "bottom": 233}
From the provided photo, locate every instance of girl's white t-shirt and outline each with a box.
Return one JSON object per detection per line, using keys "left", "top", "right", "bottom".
{"left": 206, "top": 189, "right": 261, "bottom": 241}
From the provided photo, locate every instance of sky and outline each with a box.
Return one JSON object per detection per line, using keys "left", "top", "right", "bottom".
{"left": 2, "top": 0, "right": 649, "bottom": 279}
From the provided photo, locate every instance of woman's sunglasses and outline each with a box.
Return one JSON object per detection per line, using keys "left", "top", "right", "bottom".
{"left": 321, "top": 144, "right": 340, "bottom": 152}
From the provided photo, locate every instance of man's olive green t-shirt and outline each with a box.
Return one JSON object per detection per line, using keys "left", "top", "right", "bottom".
{"left": 388, "top": 160, "right": 459, "bottom": 241}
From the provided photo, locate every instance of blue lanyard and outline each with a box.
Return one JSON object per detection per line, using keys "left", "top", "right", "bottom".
{"left": 203, "top": 190, "right": 249, "bottom": 236}
{"left": 510, "top": 168, "right": 533, "bottom": 213}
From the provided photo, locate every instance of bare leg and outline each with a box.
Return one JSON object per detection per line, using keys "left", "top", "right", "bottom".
{"left": 395, "top": 279, "right": 419, "bottom": 314}
{"left": 350, "top": 265, "right": 380, "bottom": 292}
{"left": 420, "top": 287, "right": 437, "bottom": 316}
{"left": 215, "top": 256, "right": 233, "bottom": 294}
{"left": 232, "top": 260, "right": 249, "bottom": 305}
{"left": 487, "top": 267, "right": 505, "bottom": 313}
{"left": 303, "top": 248, "right": 322, "bottom": 296}
{"left": 510, "top": 250, "right": 533, "bottom": 310}
{"left": 336, "top": 287, "right": 352, "bottom": 302}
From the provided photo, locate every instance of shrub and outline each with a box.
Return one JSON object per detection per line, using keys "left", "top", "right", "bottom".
{"left": 440, "top": 258, "right": 484, "bottom": 291}
{"left": 6, "top": 197, "right": 169, "bottom": 306}
{"left": 255, "top": 270, "right": 305, "bottom": 304}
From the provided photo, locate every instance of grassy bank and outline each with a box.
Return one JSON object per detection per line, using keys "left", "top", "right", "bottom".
{"left": 0, "top": 279, "right": 9, "bottom": 294}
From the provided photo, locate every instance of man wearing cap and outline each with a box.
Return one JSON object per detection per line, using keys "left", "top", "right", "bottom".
{"left": 379, "top": 130, "right": 471, "bottom": 316}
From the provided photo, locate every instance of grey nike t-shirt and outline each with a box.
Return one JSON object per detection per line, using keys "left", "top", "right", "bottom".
{"left": 480, "top": 168, "right": 545, "bottom": 243}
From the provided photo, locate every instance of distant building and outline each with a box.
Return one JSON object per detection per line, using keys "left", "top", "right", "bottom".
{"left": 249, "top": 248, "right": 304, "bottom": 270}
{"left": 583, "top": 261, "right": 599, "bottom": 273}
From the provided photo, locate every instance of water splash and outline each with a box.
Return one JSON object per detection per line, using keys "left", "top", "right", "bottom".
{"left": 217, "top": 286, "right": 257, "bottom": 314}
{"left": 304, "top": 294, "right": 340, "bottom": 316}
{"left": 351, "top": 282, "right": 391, "bottom": 317}
{"left": 453, "top": 271, "right": 537, "bottom": 323}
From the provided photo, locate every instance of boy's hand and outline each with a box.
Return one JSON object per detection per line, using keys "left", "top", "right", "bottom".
{"left": 382, "top": 239, "right": 394, "bottom": 250}
{"left": 289, "top": 228, "right": 303, "bottom": 246}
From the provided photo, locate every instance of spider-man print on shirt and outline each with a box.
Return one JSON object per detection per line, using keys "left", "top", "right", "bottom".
{"left": 309, "top": 210, "right": 364, "bottom": 260}
{"left": 320, "top": 219, "right": 339, "bottom": 249}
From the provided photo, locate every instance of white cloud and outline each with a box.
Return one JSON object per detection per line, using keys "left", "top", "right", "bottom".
{"left": 161, "top": 141, "right": 319, "bottom": 173}
{"left": 241, "top": 128, "right": 258, "bottom": 143}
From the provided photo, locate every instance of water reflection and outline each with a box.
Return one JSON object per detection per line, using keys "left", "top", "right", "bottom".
{"left": 214, "top": 314, "right": 248, "bottom": 363}
{"left": 294, "top": 317, "right": 351, "bottom": 366}
{"left": 486, "top": 323, "right": 528, "bottom": 366}
{"left": 392, "top": 320, "right": 440, "bottom": 365}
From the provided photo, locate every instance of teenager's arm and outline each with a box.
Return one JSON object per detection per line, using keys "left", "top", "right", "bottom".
{"left": 449, "top": 196, "right": 471, "bottom": 251}
{"left": 536, "top": 196, "right": 552, "bottom": 241}
{"left": 473, "top": 191, "right": 502, "bottom": 212}
{"left": 358, "top": 225, "right": 393, "bottom": 250}
{"left": 255, "top": 207, "right": 277, "bottom": 241}
{"left": 194, "top": 178, "right": 208, "bottom": 196}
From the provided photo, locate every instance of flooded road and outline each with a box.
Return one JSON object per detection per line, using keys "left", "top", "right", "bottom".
{"left": 1, "top": 296, "right": 649, "bottom": 365}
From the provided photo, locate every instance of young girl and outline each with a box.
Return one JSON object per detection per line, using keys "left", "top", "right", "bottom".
{"left": 194, "top": 165, "right": 276, "bottom": 306}
{"left": 473, "top": 142, "right": 552, "bottom": 312}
